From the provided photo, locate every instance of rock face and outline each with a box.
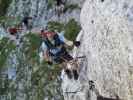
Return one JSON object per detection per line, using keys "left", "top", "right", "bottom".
{"left": 62, "top": 0, "right": 133, "bottom": 100}
{"left": 4, "top": 0, "right": 133, "bottom": 100}
{"left": 3, "top": 0, "right": 85, "bottom": 100}
{"left": 7, "top": 0, "right": 85, "bottom": 26}
{"left": 0, "top": 27, "right": 7, "bottom": 39}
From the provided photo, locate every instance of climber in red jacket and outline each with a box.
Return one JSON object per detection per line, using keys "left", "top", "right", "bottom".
{"left": 8, "top": 27, "right": 23, "bottom": 39}
{"left": 8, "top": 28, "right": 18, "bottom": 35}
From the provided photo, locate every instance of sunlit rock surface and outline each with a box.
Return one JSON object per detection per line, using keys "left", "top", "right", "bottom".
{"left": 62, "top": 0, "right": 133, "bottom": 100}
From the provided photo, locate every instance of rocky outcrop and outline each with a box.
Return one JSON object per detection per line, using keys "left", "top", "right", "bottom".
{"left": 3, "top": 0, "right": 133, "bottom": 100}
{"left": 1, "top": 0, "right": 85, "bottom": 100}
{"left": 7, "top": 0, "right": 85, "bottom": 26}
{"left": 62, "top": 0, "right": 133, "bottom": 100}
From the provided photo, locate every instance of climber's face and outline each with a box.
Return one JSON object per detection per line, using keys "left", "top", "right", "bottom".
{"left": 47, "top": 33, "right": 53, "bottom": 40}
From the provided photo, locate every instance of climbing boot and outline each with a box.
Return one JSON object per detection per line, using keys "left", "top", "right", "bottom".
{"left": 65, "top": 69, "right": 72, "bottom": 79}
{"left": 89, "top": 80, "right": 95, "bottom": 90}
{"left": 73, "top": 70, "right": 79, "bottom": 80}
{"left": 73, "top": 41, "right": 80, "bottom": 47}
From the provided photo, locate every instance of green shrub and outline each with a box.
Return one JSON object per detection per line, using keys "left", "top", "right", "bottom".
{"left": 0, "top": 37, "right": 16, "bottom": 68}
{"left": 31, "top": 62, "right": 63, "bottom": 100}
{"left": 47, "top": 21, "right": 65, "bottom": 32}
{"left": 47, "top": 19, "right": 81, "bottom": 41}
{"left": 0, "top": 33, "right": 64, "bottom": 99}
{"left": 0, "top": 0, "right": 12, "bottom": 16}
{"left": 63, "top": 4, "right": 80, "bottom": 13}
{"left": 24, "top": 33, "right": 42, "bottom": 50}
{"left": 47, "top": 0, "right": 55, "bottom": 9}
{"left": 23, "top": 33, "right": 42, "bottom": 63}
{"left": 64, "top": 19, "right": 81, "bottom": 41}
{"left": 0, "top": 16, "right": 21, "bottom": 28}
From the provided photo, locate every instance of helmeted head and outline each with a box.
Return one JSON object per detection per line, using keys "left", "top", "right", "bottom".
{"left": 40, "top": 29, "right": 55, "bottom": 39}
{"left": 45, "top": 32, "right": 55, "bottom": 39}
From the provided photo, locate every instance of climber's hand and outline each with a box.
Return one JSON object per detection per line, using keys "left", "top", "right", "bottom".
{"left": 73, "top": 41, "right": 80, "bottom": 47}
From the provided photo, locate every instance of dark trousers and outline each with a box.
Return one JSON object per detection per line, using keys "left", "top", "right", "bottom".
{"left": 52, "top": 47, "right": 73, "bottom": 64}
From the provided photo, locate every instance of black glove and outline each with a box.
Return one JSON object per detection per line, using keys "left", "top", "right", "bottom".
{"left": 46, "top": 61, "right": 53, "bottom": 65}
{"left": 73, "top": 41, "right": 80, "bottom": 47}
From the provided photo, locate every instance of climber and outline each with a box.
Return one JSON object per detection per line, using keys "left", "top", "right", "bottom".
{"left": 8, "top": 26, "right": 23, "bottom": 39}
{"left": 8, "top": 27, "right": 17, "bottom": 35}
{"left": 40, "top": 29, "right": 80, "bottom": 80}
{"left": 89, "top": 80, "right": 121, "bottom": 100}
{"left": 55, "top": 0, "right": 65, "bottom": 17}
{"left": 56, "top": 0, "right": 64, "bottom": 6}
{"left": 21, "top": 16, "right": 32, "bottom": 30}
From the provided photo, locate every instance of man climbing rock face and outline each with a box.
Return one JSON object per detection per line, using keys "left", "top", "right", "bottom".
{"left": 55, "top": 0, "right": 65, "bottom": 17}
{"left": 40, "top": 29, "right": 80, "bottom": 80}
{"left": 21, "top": 16, "right": 32, "bottom": 30}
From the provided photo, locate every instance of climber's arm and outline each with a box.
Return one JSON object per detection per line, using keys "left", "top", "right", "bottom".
{"left": 58, "top": 33, "right": 80, "bottom": 47}
{"left": 58, "top": 32, "right": 73, "bottom": 47}
{"left": 43, "top": 50, "right": 53, "bottom": 65}
{"left": 64, "top": 39, "right": 73, "bottom": 47}
{"left": 43, "top": 50, "right": 51, "bottom": 62}
{"left": 41, "top": 42, "right": 52, "bottom": 62}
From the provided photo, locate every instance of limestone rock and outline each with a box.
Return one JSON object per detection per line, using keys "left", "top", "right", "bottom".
{"left": 62, "top": 0, "right": 133, "bottom": 100}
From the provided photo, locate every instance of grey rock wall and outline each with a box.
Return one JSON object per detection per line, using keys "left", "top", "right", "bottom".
{"left": 62, "top": 0, "right": 133, "bottom": 100}
{"left": 7, "top": 0, "right": 85, "bottom": 26}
